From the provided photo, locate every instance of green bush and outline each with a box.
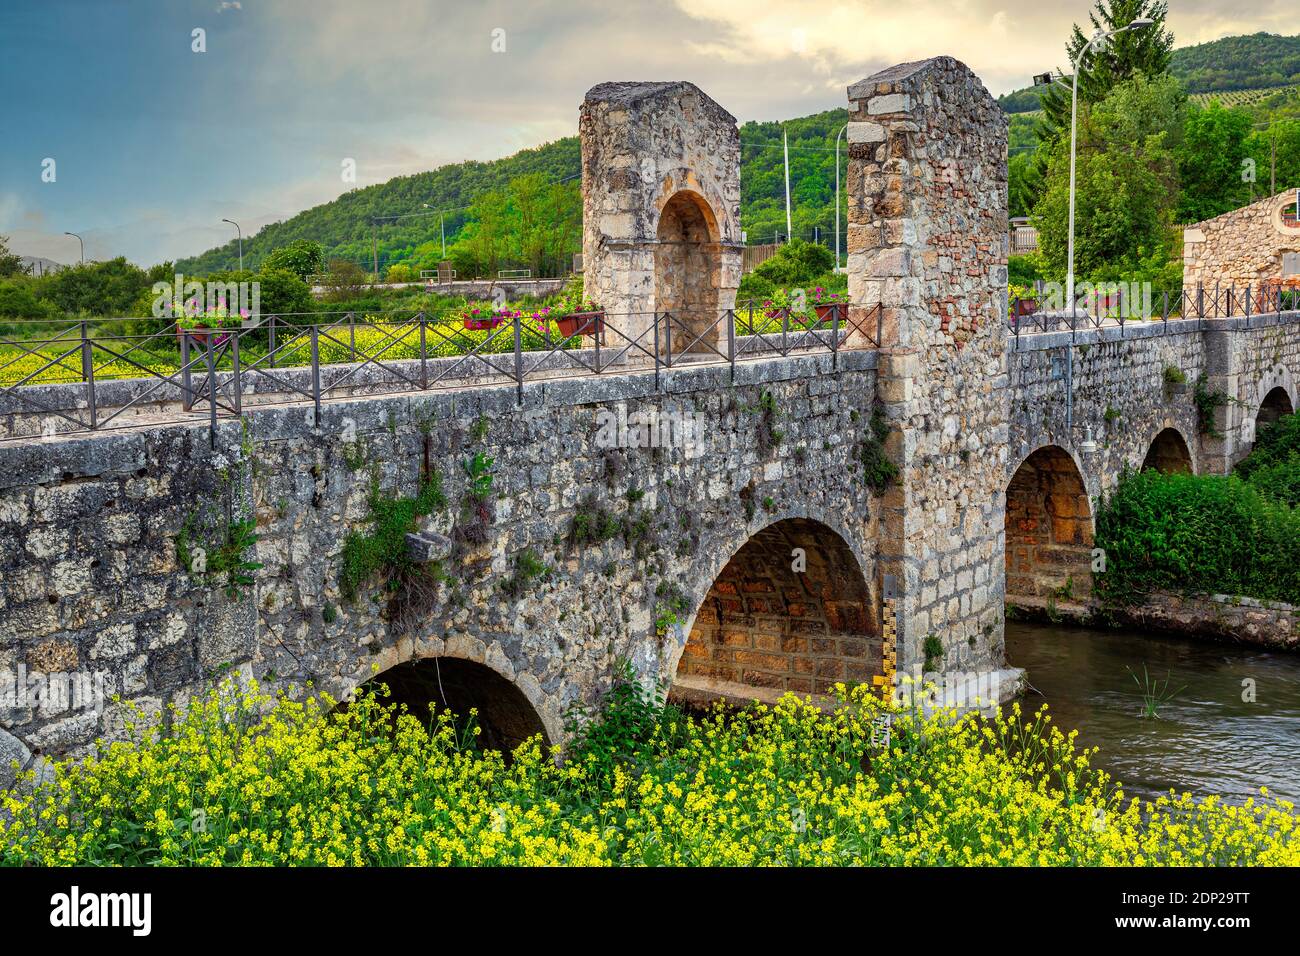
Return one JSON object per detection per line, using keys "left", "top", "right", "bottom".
{"left": 1095, "top": 467, "right": 1300, "bottom": 605}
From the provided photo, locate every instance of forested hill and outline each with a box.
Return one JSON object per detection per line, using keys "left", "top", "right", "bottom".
{"left": 997, "top": 31, "right": 1300, "bottom": 112}
{"left": 176, "top": 138, "right": 581, "bottom": 275}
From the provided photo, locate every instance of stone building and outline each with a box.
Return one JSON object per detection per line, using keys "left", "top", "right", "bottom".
{"left": 1183, "top": 189, "right": 1300, "bottom": 290}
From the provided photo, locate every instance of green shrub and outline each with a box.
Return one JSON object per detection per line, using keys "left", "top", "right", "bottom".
{"left": 1095, "top": 468, "right": 1300, "bottom": 605}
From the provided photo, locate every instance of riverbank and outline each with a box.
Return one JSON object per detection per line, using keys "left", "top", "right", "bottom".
{"left": 1009, "top": 590, "right": 1300, "bottom": 651}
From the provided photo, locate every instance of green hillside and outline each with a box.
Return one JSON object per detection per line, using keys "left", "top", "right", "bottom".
{"left": 177, "top": 139, "right": 581, "bottom": 276}
{"left": 176, "top": 31, "right": 1300, "bottom": 277}
{"left": 998, "top": 31, "right": 1300, "bottom": 113}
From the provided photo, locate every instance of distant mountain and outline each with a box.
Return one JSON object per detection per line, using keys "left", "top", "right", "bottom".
{"left": 19, "top": 255, "right": 65, "bottom": 276}
{"left": 997, "top": 31, "right": 1300, "bottom": 113}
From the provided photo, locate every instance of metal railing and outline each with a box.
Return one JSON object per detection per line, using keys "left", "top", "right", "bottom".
{"left": 1008, "top": 283, "right": 1300, "bottom": 344}
{"left": 1, "top": 302, "right": 880, "bottom": 442}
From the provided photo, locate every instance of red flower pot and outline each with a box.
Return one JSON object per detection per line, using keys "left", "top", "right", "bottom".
{"left": 556, "top": 311, "right": 604, "bottom": 337}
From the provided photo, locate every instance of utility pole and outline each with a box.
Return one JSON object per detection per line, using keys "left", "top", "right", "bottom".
{"left": 222, "top": 218, "right": 243, "bottom": 271}
{"left": 372, "top": 221, "right": 379, "bottom": 282}
{"left": 1271, "top": 128, "right": 1277, "bottom": 197}
{"left": 783, "top": 127, "right": 793, "bottom": 243}
{"left": 835, "top": 123, "right": 847, "bottom": 271}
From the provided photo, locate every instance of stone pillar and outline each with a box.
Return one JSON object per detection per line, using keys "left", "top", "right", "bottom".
{"left": 580, "top": 82, "right": 742, "bottom": 354}
{"left": 846, "top": 58, "right": 1011, "bottom": 682}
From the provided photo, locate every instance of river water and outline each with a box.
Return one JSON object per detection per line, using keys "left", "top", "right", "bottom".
{"left": 1006, "top": 621, "right": 1300, "bottom": 805}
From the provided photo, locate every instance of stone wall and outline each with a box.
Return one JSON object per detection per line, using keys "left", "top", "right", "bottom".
{"left": 1183, "top": 190, "right": 1300, "bottom": 290}
{"left": 1, "top": 351, "right": 884, "bottom": 774}
{"left": 845, "top": 57, "right": 1010, "bottom": 675}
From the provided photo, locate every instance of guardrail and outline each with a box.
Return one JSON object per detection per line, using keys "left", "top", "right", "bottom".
{"left": 1008, "top": 283, "right": 1300, "bottom": 345}
{"left": 1, "top": 302, "right": 881, "bottom": 443}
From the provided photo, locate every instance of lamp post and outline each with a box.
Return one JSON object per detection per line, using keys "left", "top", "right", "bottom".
{"left": 1064, "top": 17, "right": 1153, "bottom": 316}
{"left": 422, "top": 204, "right": 446, "bottom": 258}
{"left": 834, "top": 123, "right": 847, "bottom": 273}
{"left": 222, "top": 218, "right": 243, "bottom": 271}
{"left": 64, "top": 231, "right": 83, "bottom": 264}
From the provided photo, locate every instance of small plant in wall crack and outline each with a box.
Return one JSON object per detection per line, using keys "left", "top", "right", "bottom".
{"left": 177, "top": 505, "right": 263, "bottom": 601}
{"left": 654, "top": 581, "right": 688, "bottom": 637}
{"left": 455, "top": 452, "right": 496, "bottom": 546}
{"left": 176, "top": 453, "right": 263, "bottom": 601}
{"left": 859, "top": 407, "right": 899, "bottom": 494}
{"left": 500, "top": 548, "right": 551, "bottom": 598}
{"left": 339, "top": 468, "right": 447, "bottom": 614}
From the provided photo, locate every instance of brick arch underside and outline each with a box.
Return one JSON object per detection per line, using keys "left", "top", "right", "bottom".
{"left": 675, "top": 518, "right": 880, "bottom": 700}
{"left": 1004, "top": 446, "right": 1094, "bottom": 604}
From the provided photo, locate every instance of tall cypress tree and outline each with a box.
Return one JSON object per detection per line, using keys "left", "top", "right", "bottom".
{"left": 1040, "top": 0, "right": 1175, "bottom": 140}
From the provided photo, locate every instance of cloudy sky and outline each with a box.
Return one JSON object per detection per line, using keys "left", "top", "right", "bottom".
{"left": 1, "top": 0, "right": 1294, "bottom": 266}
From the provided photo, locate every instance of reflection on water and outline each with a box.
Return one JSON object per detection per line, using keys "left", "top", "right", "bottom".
{"left": 1006, "top": 620, "right": 1300, "bottom": 805}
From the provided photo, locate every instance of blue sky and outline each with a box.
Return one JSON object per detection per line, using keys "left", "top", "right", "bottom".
{"left": 2, "top": 0, "right": 1294, "bottom": 267}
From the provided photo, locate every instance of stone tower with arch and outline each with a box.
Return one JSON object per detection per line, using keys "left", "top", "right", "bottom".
{"left": 580, "top": 81, "right": 743, "bottom": 353}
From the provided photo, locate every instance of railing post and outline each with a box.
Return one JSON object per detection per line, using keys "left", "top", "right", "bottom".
{"left": 418, "top": 311, "right": 428, "bottom": 389}
{"left": 1197, "top": 283, "right": 1204, "bottom": 319}
{"left": 512, "top": 311, "right": 524, "bottom": 405}
{"left": 348, "top": 311, "right": 357, "bottom": 361}
{"left": 663, "top": 311, "right": 672, "bottom": 368}
{"left": 592, "top": 313, "right": 602, "bottom": 373}
{"left": 309, "top": 325, "right": 321, "bottom": 426}
{"left": 653, "top": 312, "right": 661, "bottom": 391}
{"left": 781, "top": 308, "right": 789, "bottom": 356}
{"left": 1246, "top": 284, "right": 1252, "bottom": 319}
{"left": 830, "top": 303, "right": 839, "bottom": 371}
{"left": 180, "top": 330, "right": 193, "bottom": 412}
{"left": 268, "top": 314, "right": 278, "bottom": 368}
{"left": 229, "top": 331, "right": 241, "bottom": 415}
{"left": 204, "top": 333, "right": 218, "bottom": 448}
{"left": 80, "top": 320, "right": 97, "bottom": 429}
{"left": 727, "top": 307, "right": 736, "bottom": 382}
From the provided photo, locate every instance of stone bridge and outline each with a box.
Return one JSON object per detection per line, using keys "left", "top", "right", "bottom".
{"left": 2, "top": 57, "right": 1298, "bottom": 774}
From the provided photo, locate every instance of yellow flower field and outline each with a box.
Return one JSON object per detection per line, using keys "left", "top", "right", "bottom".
{"left": 2, "top": 681, "right": 1296, "bottom": 866}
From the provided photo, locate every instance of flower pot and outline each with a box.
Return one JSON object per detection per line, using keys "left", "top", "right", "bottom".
{"left": 813, "top": 304, "right": 842, "bottom": 323}
{"left": 463, "top": 317, "right": 502, "bottom": 331}
{"left": 1013, "top": 298, "right": 1038, "bottom": 318}
{"left": 177, "top": 322, "right": 213, "bottom": 346}
{"left": 556, "top": 311, "right": 604, "bottom": 337}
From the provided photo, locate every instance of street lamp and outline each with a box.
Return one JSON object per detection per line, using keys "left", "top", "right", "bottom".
{"left": 1063, "top": 17, "right": 1153, "bottom": 316}
{"left": 422, "top": 204, "right": 446, "bottom": 258}
{"left": 64, "top": 231, "right": 83, "bottom": 264}
{"left": 834, "top": 123, "right": 847, "bottom": 273}
{"left": 222, "top": 218, "right": 243, "bottom": 271}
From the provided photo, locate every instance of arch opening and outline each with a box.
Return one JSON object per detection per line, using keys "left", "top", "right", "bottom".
{"left": 1004, "top": 446, "right": 1094, "bottom": 606}
{"left": 654, "top": 190, "right": 722, "bottom": 355}
{"left": 1141, "top": 427, "right": 1193, "bottom": 474}
{"left": 1256, "top": 386, "right": 1294, "bottom": 438}
{"left": 355, "top": 657, "right": 548, "bottom": 757}
{"left": 672, "top": 518, "right": 879, "bottom": 705}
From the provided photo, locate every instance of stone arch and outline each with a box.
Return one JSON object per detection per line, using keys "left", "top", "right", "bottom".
{"left": 669, "top": 515, "right": 880, "bottom": 705}
{"left": 1256, "top": 385, "right": 1294, "bottom": 436}
{"left": 654, "top": 188, "right": 723, "bottom": 355}
{"left": 344, "top": 640, "right": 560, "bottom": 751}
{"left": 1004, "top": 445, "right": 1094, "bottom": 606}
{"left": 1141, "top": 426, "right": 1194, "bottom": 474}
